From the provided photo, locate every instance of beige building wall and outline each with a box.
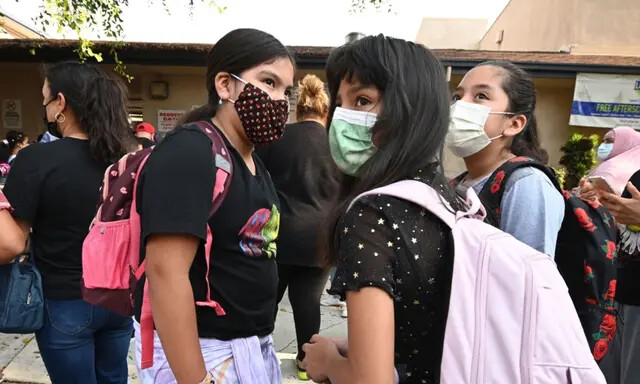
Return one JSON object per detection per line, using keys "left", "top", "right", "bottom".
{"left": 130, "top": 66, "right": 326, "bottom": 128}
{"left": 535, "top": 78, "right": 574, "bottom": 166}
{"left": 126, "top": 65, "right": 207, "bottom": 130}
{"left": 479, "top": 0, "right": 640, "bottom": 55}
{"left": 0, "top": 63, "right": 46, "bottom": 141}
{"left": 416, "top": 18, "right": 487, "bottom": 49}
{"left": 0, "top": 62, "right": 605, "bottom": 177}
{"left": 0, "top": 15, "right": 44, "bottom": 39}
{"left": 0, "top": 63, "right": 210, "bottom": 140}
{"left": 533, "top": 78, "right": 606, "bottom": 166}
{"left": 0, "top": 63, "right": 327, "bottom": 140}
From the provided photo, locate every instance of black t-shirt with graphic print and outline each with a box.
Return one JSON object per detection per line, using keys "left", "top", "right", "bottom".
{"left": 614, "top": 170, "right": 640, "bottom": 305}
{"left": 329, "top": 169, "right": 454, "bottom": 384}
{"left": 133, "top": 125, "right": 280, "bottom": 340}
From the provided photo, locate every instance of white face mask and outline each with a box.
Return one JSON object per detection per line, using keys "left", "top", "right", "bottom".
{"left": 446, "top": 100, "right": 514, "bottom": 158}
{"left": 597, "top": 143, "right": 614, "bottom": 162}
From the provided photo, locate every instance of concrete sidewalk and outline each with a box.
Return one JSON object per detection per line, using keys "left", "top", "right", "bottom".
{"left": 0, "top": 289, "right": 347, "bottom": 383}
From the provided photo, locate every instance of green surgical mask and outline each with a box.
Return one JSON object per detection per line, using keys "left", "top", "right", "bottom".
{"left": 329, "top": 107, "right": 378, "bottom": 176}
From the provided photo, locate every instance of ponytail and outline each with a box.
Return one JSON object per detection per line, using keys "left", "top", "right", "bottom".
{"left": 45, "top": 61, "right": 136, "bottom": 165}
{"left": 296, "top": 74, "right": 329, "bottom": 121}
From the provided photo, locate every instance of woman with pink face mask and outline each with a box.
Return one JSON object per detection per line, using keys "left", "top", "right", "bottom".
{"left": 448, "top": 60, "right": 564, "bottom": 258}
{"left": 132, "top": 28, "right": 294, "bottom": 383}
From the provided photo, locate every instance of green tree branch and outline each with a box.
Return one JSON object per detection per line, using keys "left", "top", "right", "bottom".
{"left": 12, "top": 0, "right": 390, "bottom": 81}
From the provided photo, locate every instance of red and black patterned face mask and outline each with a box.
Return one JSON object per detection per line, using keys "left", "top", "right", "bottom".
{"left": 230, "top": 74, "right": 289, "bottom": 146}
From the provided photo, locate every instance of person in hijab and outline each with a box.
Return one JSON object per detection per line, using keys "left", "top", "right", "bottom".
{"left": 585, "top": 126, "right": 640, "bottom": 196}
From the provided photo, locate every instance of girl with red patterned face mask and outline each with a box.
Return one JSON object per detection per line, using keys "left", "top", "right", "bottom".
{"left": 206, "top": 54, "right": 294, "bottom": 173}
{"left": 225, "top": 73, "right": 290, "bottom": 145}
{"left": 134, "top": 29, "right": 295, "bottom": 384}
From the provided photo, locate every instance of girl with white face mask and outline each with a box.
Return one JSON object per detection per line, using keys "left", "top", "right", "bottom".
{"left": 448, "top": 61, "right": 564, "bottom": 258}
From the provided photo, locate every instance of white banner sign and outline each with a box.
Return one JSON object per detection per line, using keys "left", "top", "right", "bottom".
{"left": 157, "top": 109, "right": 185, "bottom": 134}
{"left": 570, "top": 73, "right": 640, "bottom": 129}
{"left": 2, "top": 99, "right": 22, "bottom": 130}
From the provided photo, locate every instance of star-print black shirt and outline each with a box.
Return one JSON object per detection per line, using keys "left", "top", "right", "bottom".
{"left": 329, "top": 171, "right": 454, "bottom": 384}
{"left": 133, "top": 125, "right": 280, "bottom": 340}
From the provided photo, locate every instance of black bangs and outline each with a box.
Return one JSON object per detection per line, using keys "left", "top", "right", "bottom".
{"left": 326, "top": 37, "right": 389, "bottom": 98}
{"left": 321, "top": 34, "right": 463, "bottom": 266}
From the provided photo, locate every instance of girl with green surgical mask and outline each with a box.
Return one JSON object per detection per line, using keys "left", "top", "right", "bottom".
{"left": 301, "top": 34, "right": 461, "bottom": 384}
{"left": 329, "top": 106, "right": 378, "bottom": 176}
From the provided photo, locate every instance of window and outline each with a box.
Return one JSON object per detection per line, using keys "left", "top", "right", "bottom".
{"left": 128, "top": 106, "right": 144, "bottom": 125}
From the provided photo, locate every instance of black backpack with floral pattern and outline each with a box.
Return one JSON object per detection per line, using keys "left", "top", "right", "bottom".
{"left": 465, "top": 157, "right": 618, "bottom": 362}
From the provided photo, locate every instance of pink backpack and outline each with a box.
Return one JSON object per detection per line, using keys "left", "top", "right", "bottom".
{"left": 81, "top": 121, "right": 232, "bottom": 369}
{"left": 356, "top": 180, "right": 606, "bottom": 383}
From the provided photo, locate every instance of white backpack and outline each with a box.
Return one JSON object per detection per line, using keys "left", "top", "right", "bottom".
{"left": 354, "top": 180, "right": 606, "bottom": 383}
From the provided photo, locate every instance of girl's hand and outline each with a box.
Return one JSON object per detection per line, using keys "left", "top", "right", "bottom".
{"left": 329, "top": 337, "right": 349, "bottom": 357}
{"left": 302, "top": 334, "right": 343, "bottom": 383}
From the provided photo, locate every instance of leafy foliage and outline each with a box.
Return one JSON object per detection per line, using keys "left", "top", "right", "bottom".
{"left": 13, "top": 0, "right": 388, "bottom": 81}
{"left": 26, "top": 0, "right": 227, "bottom": 81}
{"left": 559, "top": 132, "right": 600, "bottom": 189}
{"left": 350, "top": 0, "right": 393, "bottom": 13}
{"left": 552, "top": 167, "right": 566, "bottom": 189}
{"left": 31, "top": 0, "right": 134, "bottom": 79}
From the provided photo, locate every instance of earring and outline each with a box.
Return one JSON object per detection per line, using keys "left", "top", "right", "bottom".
{"left": 55, "top": 112, "right": 66, "bottom": 123}
{"left": 218, "top": 99, "right": 223, "bottom": 105}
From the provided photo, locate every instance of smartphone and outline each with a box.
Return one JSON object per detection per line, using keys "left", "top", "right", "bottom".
{"left": 587, "top": 176, "right": 614, "bottom": 194}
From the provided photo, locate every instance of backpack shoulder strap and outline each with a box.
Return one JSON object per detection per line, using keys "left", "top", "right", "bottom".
{"left": 450, "top": 171, "right": 468, "bottom": 188}
{"left": 350, "top": 180, "right": 486, "bottom": 228}
{"left": 137, "top": 121, "right": 230, "bottom": 368}
{"left": 183, "top": 120, "right": 234, "bottom": 217}
{"left": 478, "top": 157, "right": 561, "bottom": 225}
{"left": 95, "top": 149, "right": 153, "bottom": 224}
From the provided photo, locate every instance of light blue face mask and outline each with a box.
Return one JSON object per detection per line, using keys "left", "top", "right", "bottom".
{"left": 597, "top": 143, "right": 614, "bottom": 162}
{"left": 329, "top": 107, "right": 378, "bottom": 176}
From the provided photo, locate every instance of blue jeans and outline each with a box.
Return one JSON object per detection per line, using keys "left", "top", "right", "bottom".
{"left": 36, "top": 299, "right": 133, "bottom": 384}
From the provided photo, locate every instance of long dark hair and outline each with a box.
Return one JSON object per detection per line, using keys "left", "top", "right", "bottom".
{"left": 477, "top": 60, "right": 548, "bottom": 163}
{"left": 45, "top": 61, "right": 136, "bottom": 164}
{"left": 182, "top": 28, "right": 295, "bottom": 124}
{"left": 323, "top": 35, "right": 460, "bottom": 264}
